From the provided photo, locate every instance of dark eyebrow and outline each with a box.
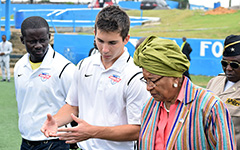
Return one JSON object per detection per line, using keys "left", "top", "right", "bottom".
{"left": 97, "top": 37, "right": 118, "bottom": 44}
{"left": 97, "top": 37, "right": 103, "bottom": 42}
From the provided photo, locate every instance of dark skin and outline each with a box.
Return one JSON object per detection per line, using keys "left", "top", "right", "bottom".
{"left": 142, "top": 68, "right": 182, "bottom": 110}
{"left": 182, "top": 37, "right": 186, "bottom": 42}
{"left": 222, "top": 55, "right": 240, "bottom": 82}
{"left": 20, "top": 27, "right": 51, "bottom": 63}
{"left": 0, "top": 35, "right": 7, "bottom": 56}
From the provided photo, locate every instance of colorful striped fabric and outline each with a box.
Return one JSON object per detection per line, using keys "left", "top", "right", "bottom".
{"left": 139, "top": 78, "right": 236, "bottom": 150}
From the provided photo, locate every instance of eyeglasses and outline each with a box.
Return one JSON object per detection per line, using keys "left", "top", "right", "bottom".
{"left": 141, "top": 76, "right": 164, "bottom": 87}
{"left": 221, "top": 60, "right": 240, "bottom": 69}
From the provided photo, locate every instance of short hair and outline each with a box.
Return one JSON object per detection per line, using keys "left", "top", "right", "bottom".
{"left": 21, "top": 16, "right": 49, "bottom": 36}
{"left": 95, "top": 6, "right": 130, "bottom": 41}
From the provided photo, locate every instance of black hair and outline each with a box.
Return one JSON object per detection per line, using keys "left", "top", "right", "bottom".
{"left": 21, "top": 16, "right": 49, "bottom": 36}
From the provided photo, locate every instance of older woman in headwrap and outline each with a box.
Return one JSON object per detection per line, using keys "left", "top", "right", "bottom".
{"left": 134, "top": 35, "right": 236, "bottom": 150}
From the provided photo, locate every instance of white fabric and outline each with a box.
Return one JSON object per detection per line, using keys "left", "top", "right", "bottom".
{"left": 14, "top": 45, "right": 76, "bottom": 141}
{"left": 0, "top": 40, "right": 12, "bottom": 80}
{"left": 66, "top": 49, "right": 150, "bottom": 150}
{"left": 224, "top": 80, "right": 235, "bottom": 91}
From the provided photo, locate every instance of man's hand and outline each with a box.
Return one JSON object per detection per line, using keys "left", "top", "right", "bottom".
{"left": 41, "top": 114, "right": 58, "bottom": 137}
{"left": 0, "top": 52, "right": 5, "bottom": 56}
{"left": 55, "top": 113, "right": 93, "bottom": 144}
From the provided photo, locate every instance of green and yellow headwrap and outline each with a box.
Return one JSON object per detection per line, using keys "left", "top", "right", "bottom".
{"left": 133, "top": 35, "right": 190, "bottom": 77}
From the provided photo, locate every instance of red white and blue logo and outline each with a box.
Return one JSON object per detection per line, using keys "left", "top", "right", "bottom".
{"left": 109, "top": 74, "right": 121, "bottom": 85}
{"left": 38, "top": 72, "right": 51, "bottom": 82}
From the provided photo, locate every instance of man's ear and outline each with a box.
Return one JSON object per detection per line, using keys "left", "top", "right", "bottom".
{"left": 20, "top": 36, "right": 24, "bottom": 44}
{"left": 124, "top": 34, "right": 130, "bottom": 45}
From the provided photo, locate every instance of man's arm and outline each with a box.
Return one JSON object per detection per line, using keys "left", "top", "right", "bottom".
{"left": 53, "top": 103, "right": 78, "bottom": 126}
{"left": 41, "top": 103, "right": 78, "bottom": 137}
{"left": 53, "top": 114, "right": 140, "bottom": 144}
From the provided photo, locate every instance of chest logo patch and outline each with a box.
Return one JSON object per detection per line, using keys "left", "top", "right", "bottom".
{"left": 226, "top": 98, "right": 240, "bottom": 106}
{"left": 38, "top": 73, "right": 51, "bottom": 82}
{"left": 109, "top": 74, "right": 121, "bottom": 85}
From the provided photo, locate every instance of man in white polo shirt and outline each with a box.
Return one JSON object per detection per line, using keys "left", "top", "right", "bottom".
{"left": 14, "top": 16, "right": 76, "bottom": 149}
{"left": 41, "top": 6, "right": 150, "bottom": 150}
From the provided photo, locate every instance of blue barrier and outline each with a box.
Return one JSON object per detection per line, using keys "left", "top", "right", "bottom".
{"left": 54, "top": 34, "right": 224, "bottom": 76}
{"left": 118, "top": 1, "right": 141, "bottom": 10}
{"left": 0, "top": 3, "right": 88, "bottom": 16}
{"left": 190, "top": 4, "right": 209, "bottom": 10}
{"left": 171, "top": 38, "right": 224, "bottom": 76}
{"left": 214, "top": 2, "right": 221, "bottom": 9}
{"left": 118, "top": 0, "right": 179, "bottom": 10}
{"left": 54, "top": 34, "right": 95, "bottom": 64}
{"left": 53, "top": 8, "right": 101, "bottom": 20}
{"left": 14, "top": 8, "right": 150, "bottom": 29}
{"left": 166, "top": 0, "right": 179, "bottom": 9}
{"left": 15, "top": 11, "right": 24, "bottom": 29}
{"left": 0, "top": 19, "right": 14, "bottom": 27}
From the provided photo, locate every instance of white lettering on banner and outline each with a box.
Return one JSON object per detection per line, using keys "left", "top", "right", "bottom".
{"left": 212, "top": 41, "right": 223, "bottom": 58}
{"left": 200, "top": 41, "right": 212, "bottom": 56}
{"left": 200, "top": 41, "right": 224, "bottom": 57}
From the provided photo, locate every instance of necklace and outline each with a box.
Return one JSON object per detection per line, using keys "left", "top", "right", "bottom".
{"left": 164, "top": 103, "right": 170, "bottom": 113}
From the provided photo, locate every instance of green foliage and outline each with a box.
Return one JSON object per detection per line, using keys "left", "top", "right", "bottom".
{"left": 63, "top": 2, "right": 75, "bottom": 4}
{"left": 40, "top": 0, "right": 50, "bottom": 3}
{"left": 127, "top": 9, "right": 240, "bottom": 39}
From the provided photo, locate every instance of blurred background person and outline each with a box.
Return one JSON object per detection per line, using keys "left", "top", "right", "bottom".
{"left": 207, "top": 34, "right": 240, "bottom": 149}
{"left": 0, "top": 35, "right": 12, "bottom": 82}
{"left": 180, "top": 36, "right": 192, "bottom": 80}
{"left": 134, "top": 35, "right": 236, "bottom": 150}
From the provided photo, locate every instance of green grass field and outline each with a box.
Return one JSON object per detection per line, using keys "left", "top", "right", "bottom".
{"left": 0, "top": 75, "right": 212, "bottom": 149}
{"left": 0, "top": 78, "right": 21, "bottom": 149}
{"left": 127, "top": 9, "right": 240, "bottom": 39}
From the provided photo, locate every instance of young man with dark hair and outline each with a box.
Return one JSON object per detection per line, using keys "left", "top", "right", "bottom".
{"left": 14, "top": 16, "right": 76, "bottom": 149}
{"left": 41, "top": 6, "right": 150, "bottom": 150}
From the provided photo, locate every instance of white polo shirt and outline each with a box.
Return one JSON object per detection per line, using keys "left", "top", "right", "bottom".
{"left": 66, "top": 49, "right": 150, "bottom": 150}
{"left": 14, "top": 45, "right": 76, "bottom": 141}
